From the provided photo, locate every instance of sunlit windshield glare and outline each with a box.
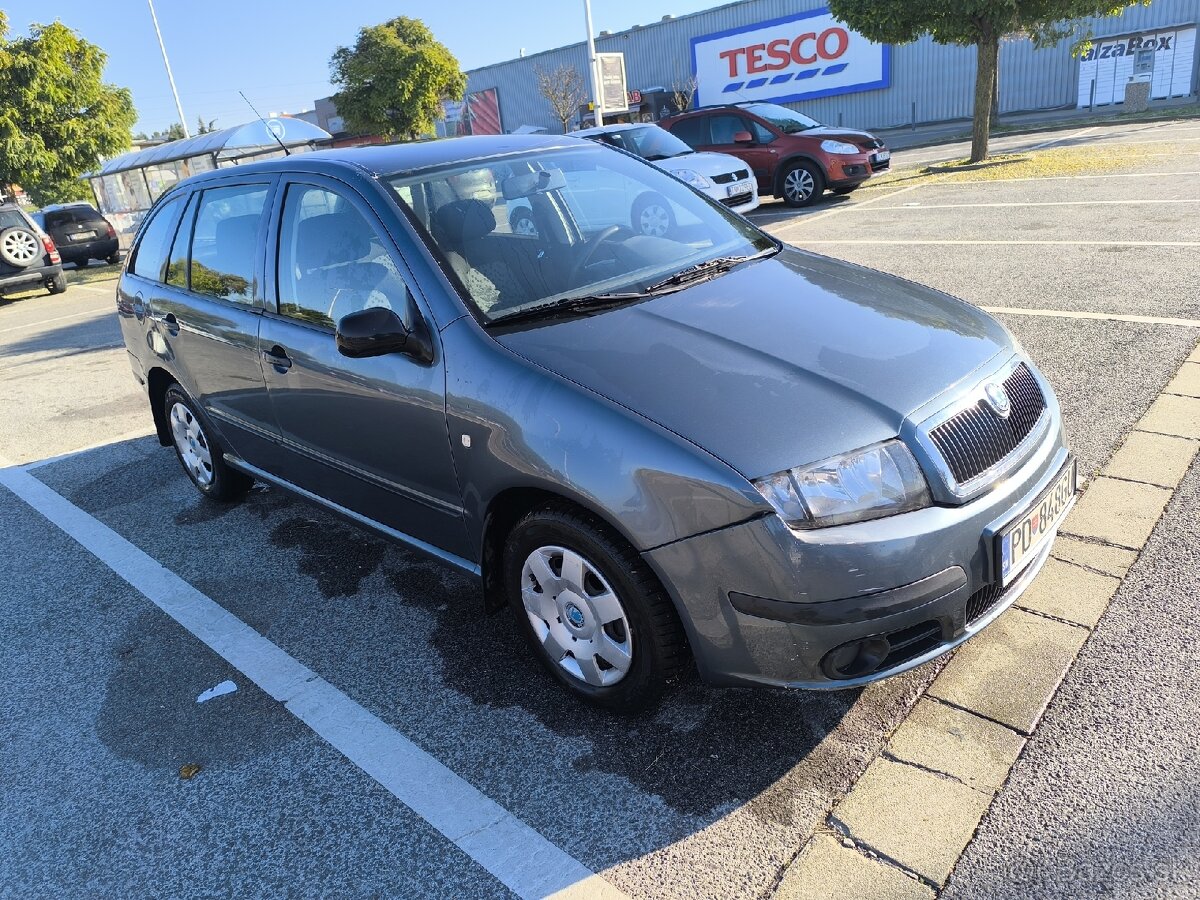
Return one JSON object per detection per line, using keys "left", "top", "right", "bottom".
{"left": 743, "top": 103, "right": 821, "bottom": 133}
{"left": 387, "top": 144, "right": 774, "bottom": 323}
{"left": 596, "top": 125, "right": 694, "bottom": 161}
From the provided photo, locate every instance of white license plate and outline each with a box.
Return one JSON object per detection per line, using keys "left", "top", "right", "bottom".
{"left": 997, "top": 458, "right": 1077, "bottom": 586}
{"left": 872, "top": 150, "right": 890, "bottom": 163}
{"left": 68, "top": 231, "right": 95, "bottom": 241}
{"left": 726, "top": 182, "right": 749, "bottom": 198}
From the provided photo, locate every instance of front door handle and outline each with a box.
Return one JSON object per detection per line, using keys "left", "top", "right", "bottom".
{"left": 263, "top": 345, "right": 292, "bottom": 372}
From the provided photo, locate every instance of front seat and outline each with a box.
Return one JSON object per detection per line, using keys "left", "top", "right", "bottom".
{"left": 432, "top": 199, "right": 515, "bottom": 312}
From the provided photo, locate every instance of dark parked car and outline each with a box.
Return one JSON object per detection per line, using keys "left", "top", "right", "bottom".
{"left": 32, "top": 203, "right": 121, "bottom": 267}
{"left": 660, "top": 102, "right": 890, "bottom": 207}
{"left": 117, "top": 136, "right": 1075, "bottom": 711}
{"left": 0, "top": 203, "right": 65, "bottom": 296}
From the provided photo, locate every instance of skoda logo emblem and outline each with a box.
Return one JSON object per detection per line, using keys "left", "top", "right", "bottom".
{"left": 564, "top": 603, "right": 586, "bottom": 628}
{"left": 983, "top": 382, "right": 1011, "bottom": 419}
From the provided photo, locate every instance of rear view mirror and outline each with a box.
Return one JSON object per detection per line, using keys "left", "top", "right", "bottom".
{"left": 336, "top": 305, "right": 432, "bottom": 363}
{"left": 733, "top": 131, "right": 754, "bottom": 144}
{"left": 502, "top": 168, "right": 567, "bottom": 200}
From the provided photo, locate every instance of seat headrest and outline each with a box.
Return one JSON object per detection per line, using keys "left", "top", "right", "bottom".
{"left": 296, "top": 212, "right": 371, "bottom": 270}
{"left": 213, "top": 215, "right": 260, "bottom": 271}
{"left": 433, "top": 199, "right": 496, "bottom": 248}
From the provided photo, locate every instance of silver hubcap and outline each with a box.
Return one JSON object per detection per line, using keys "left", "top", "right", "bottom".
{"left": 521, "top": 545, "right": 634, "bottom": 687}
{"left": 513, "top": 215, "right": 538, "bottom": 236}
{"left": 638, "top": 204, "right": 671, "bottom": 237}
{"left": 2, "top": 230, "right": 39, "bottom": 264}
{"left": 169, "top": 401, "right": 214, "bottom": 486}
{"left": 784, "top": 168, "right": 815, "bottom": 202}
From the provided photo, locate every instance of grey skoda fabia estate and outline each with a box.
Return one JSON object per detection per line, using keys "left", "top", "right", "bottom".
{"left": 117, "top": 135, "right": 1075, "bottom": 711}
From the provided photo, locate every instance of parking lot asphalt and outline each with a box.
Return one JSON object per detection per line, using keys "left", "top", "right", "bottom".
{"left": 1, "top": 118, "right": 1198, "bottom": 898}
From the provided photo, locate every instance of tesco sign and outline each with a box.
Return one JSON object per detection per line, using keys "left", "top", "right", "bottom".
{"left": 690, "top": 7, "right": 889, "bottom": 108}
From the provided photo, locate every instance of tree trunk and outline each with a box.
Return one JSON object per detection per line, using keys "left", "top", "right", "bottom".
{"left": 971, "top": 31, "right": 999, "bottom": 163}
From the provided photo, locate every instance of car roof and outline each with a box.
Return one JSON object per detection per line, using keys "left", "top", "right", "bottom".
{"left": 170, "top": 135, "right": 587, "bottom": 192}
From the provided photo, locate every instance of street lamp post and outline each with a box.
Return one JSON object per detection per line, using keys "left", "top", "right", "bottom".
{"left": 147, "top": 0, "right": 190, "bottom": 139}
{"left": 583, "top": 0, "right": 604, "bottom": 127}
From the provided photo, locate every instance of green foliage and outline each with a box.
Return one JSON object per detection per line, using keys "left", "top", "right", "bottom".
{"left": 330, "top": 16, "right": 466, "bottom": 140}
{"left": 828, "top": 0, "right": 1146, "bottom": 161}
{"left": 0, "top": 13, "right": 136, "bottom": 206}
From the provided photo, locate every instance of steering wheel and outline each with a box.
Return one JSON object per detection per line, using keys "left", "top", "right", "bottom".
{"left": 568, "top": 225, "right": 623, "bottom": 285}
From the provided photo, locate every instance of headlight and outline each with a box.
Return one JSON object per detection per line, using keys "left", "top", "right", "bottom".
{"left": 753, "top": 440, "right": 931, "bottom": 529}
{"left": 820, "top": 139, "right": 861, "bottom": 155}
{"left": 672, "top": 168, "right": 712, "bottom": 189}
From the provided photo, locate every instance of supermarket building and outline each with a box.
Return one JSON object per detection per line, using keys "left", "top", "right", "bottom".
{"left": 448, "top": 0, "right": 1198, "bottom": 135}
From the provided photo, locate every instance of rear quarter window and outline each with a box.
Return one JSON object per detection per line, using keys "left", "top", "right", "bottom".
{"left": 129, "top": 195, "right": 185, "bottom": 282}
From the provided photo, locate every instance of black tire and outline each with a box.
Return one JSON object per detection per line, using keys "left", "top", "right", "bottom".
{"left": 831, "top": 185, "right": 861, "bottom": 196}
{"left": 503, "top": 502, "right": 688, "bottom": 712}
{"left": 47, "top": 273, "right": 67, "bottom": 295}
{"left": 163, "top": 384, "right": 252, "bottom": 502}
{"left": 508, "top": 208, "right": 538, "bottom": 237}
{"left": 780, "top": 161, "right": 825, "bottom": 207}
{"left": 631, "top": 192, "right": 676, "bottom": 238}
{"left": 107, "top": 252, "right": 122, "bottom": 265}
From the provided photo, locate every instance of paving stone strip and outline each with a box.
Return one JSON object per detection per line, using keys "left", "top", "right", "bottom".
{"left": 772, "top": 344, "right": 1200, "bottom": 899}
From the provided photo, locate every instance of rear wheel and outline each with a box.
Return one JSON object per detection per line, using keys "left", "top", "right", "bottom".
{"left": 504, "top": 503, "right": 688, "bottom": 712}
{"left": 780, "top": 161, "right": 825, "bottom": 207}
{"left": 107, "top": 252, "right": 122, "bottom": 265}
{"left": 509, "top": 208, "right": 538, "bottom": 237}
{"left": 631, "top": 192, "right": 676, "bottom": 238}
{"left": 163, "top": 384, "right": 252, "bottom": 501}
{"left": 47, "top": 273, "right": 66, "bottom": 295}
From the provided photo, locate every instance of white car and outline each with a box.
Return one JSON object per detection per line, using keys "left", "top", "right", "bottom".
{"left": 574, "top": 123, "right": 760, "bottom": 220}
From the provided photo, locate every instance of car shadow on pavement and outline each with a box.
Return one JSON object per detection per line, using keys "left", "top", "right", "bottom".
{"left": 2, "top": 310, "right": 121, "bottom": 362}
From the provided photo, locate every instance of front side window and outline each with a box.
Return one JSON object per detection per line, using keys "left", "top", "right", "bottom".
{"left": 387, "top": 143, "right": 776, "bottom": 325}
{"left": 129, "top": 195, "right": 184, "bottom": 282}
{"left": 276, "top": 184, "right": 410, "bottom": 330}
{"left": 187, "top": 185, "right": 268, "bottom": 303}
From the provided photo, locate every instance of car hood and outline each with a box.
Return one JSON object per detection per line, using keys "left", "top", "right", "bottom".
{"left": 494, "top": 248, "right": 1012, "bottom": 479}
{"left": 654, "top": 152, "right": 750, "bottom": 179}
{"left": 804, "top": 126, "right": 882, "bottom": 148}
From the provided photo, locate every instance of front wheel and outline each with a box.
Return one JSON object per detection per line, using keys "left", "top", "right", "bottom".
{"left": 163, "top": 384, "right": 252, "bottom": 501}
{"left": 781, "top": 161, "right": 825, "bottom": 207}
{"left": 504, "top": 503, "right": 688, "bottom": 712}
{"left": 631, "top": 192, "right": 676, "bottom": 238}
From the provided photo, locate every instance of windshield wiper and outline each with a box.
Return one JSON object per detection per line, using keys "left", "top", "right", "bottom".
{"left": 487, "top": 291, "right": 649, "bottom": 327}
{"left": 645, "top": 246, "right": 780, "bottom": 292}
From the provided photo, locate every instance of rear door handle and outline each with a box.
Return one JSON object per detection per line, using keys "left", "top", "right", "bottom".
{"left": 157, "top": 311, "right": 180, "bottom": 335}
{"left": 263, "top": 345, "right": 292, "bottom": 372}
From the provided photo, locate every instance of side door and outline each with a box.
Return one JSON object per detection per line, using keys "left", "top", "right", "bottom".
{"left": 705, "top": 114, "right": 777, "bottom": 195}
{"left": 146, "top": 178, "right": 284, "bottom": 471}
{"left": 259, "top": 175, "right": 470, "bottom": 559}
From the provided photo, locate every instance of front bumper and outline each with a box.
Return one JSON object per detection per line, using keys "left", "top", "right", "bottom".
{"left": 646, "top": 425, "right": 1071, "bottom": 689}
{"left": 827, "top": 148, "right": 890, "bottom": 188}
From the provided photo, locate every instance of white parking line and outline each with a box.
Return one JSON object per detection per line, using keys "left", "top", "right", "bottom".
{"left": 70, "top": 282, "right": 118, "bottom": 294}
{"left": 771, "top": 184, "right": 921, "bottom": 232}
{"left": 795, "top": 239, "right": 1200, "bottom": 247}
{"left": 1030, "top": 125, "right": 1096, "bottom": 150}
{"left": 831, "top": 198, "right": 1200, "bottom": 212}
{"left": 0, "top": 305, "right": 113, "bottom": 335}
{"left": 0, "top": 458, "right": 625, "bottom": 900}
{"left": 981, "top": 307, "right": 1200, "bottom": 328}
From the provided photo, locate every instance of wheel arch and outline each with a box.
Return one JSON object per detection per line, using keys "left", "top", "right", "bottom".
{"left": 147, "top": 366, "right": 177, "bottom": 446}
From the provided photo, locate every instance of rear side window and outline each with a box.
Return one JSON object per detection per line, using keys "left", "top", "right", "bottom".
{"left": 187, "top": 185, "right": 269, "bottom": 303}
{"left": 129, "top": 196, "right": 184, "bottom": 282}
{"left": 0, "top": 209, "right": 27, "bottom": 230}
{"left": 669, "top": 117, "right": 709, "bottom": 148}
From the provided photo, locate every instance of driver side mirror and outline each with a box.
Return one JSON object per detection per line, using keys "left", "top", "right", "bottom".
{"left": 732, "top": 130, "right": 755, "bottom": 144}
{"left": 336, "top": 304, "right": 433, "bottom": 364}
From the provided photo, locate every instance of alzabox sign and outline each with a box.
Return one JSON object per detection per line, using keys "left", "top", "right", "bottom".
{"left": 691, "top": 7, "right": 889, "bottom": 107}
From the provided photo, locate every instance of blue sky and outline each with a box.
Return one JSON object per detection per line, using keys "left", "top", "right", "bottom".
{"left": 5, "top": 0, "right": 717, "bottom": 134}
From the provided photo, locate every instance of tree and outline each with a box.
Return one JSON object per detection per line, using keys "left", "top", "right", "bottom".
{"left": 196, "top": 116, "right": 218, "bottom": 135}
{"left": 330, "top": 16, "right": 465, "bottom": 141}
{"left": 671, "top": 74, "right": 698, "bottom": 116}
{"left": 535, "top": 64, "right": 586, "bottom": 133}
{"left": 828, "top": 0, "right": 1147, "bottom": 162}
{"left": 0, "top": 13, "right": 136, "bottom": 206}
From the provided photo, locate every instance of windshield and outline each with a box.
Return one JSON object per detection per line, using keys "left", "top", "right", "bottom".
{"left": 590, "top": 125, "right": 694, "bottom": 161}
{"left": 386, "top": 144, "right": 776, "bottom": 325}
{"left": 743, "top": 103, "right": 822, "bottom": 134}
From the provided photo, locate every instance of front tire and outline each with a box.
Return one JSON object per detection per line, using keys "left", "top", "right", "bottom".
{"left": 781, "top": 161, "right": 825, "bottom": 207}
{"left": 504, "top": 503, "right": 688, "bottom": 712}
{"left": 163, "top": 384, "right": 252, "bottom": 501}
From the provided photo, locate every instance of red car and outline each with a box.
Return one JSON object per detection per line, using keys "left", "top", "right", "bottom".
{"left": 660, "top": 101, "right": 890, "bottom": 207}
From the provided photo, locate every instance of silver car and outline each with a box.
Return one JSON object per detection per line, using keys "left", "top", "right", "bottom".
{"left": 117, "top": 135, "right": 1075, "bottom": 711}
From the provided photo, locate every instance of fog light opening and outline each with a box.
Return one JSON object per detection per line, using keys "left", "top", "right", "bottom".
{"left": 821, "top": 636, "right": 891, "bottom": 680}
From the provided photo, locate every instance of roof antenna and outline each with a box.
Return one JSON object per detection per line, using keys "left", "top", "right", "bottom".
{"left": 239, "top": 90, "right": 291, "bottom": 156}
